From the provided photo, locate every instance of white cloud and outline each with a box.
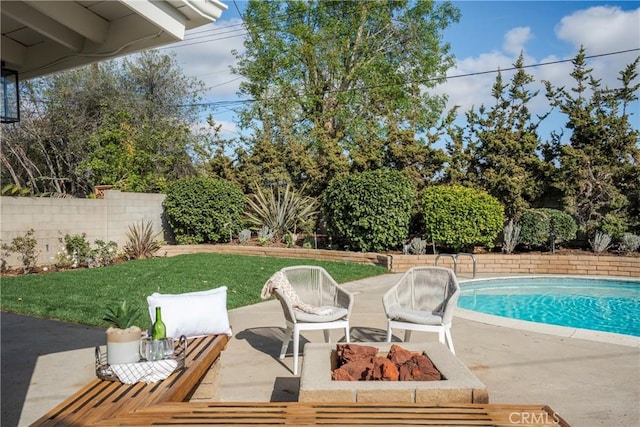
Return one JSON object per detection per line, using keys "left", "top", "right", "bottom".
{"left": 503, "top": 26, "right": 533, "bottom": 55}
{"left": 435, "top": 5, "right": 639, "bottom": 139}
{"left": 555, "top": 6, "right": 640, "bottom": 53}
{"left": 167, "top": 18, "right": 247, "bottom": 98}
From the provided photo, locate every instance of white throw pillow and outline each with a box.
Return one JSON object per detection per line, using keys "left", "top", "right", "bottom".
{"left": 147, "top": 287, "right": 232, "bottom": 338}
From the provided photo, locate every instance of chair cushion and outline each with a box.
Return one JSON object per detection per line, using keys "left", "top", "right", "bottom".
{"left": 147, "top": 287, "right": 232, "bottom": 338}
{"left": 387, "top": 308, "right": 444, "bottom": 325}
{"left": 294, "top": 306, "right": 349, "bottom": 323}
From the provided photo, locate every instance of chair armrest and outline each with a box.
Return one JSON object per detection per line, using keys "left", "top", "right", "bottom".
{"left": 382, "top": 286, "right": 398, "bottom": 317}
{"left": 334, "top": 284, "right": 354, "bottom": 315}
{"left": 274, "top": 288, "right": 298, "bottom": 323}
{"left": 441, "top": 286, "right": 460, "bottom": 325}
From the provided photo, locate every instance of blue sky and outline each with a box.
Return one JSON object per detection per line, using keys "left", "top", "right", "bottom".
{"left": 160, "top": 1, "right": 640, "bottom": 144}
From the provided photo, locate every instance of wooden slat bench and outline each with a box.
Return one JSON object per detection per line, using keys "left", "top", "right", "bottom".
{"left": 73, "top": 402, "right": 570, "bottom": 426}
{"left": 31, "top": 334, "right": 229, "bottom": 426}
{"left": 31, "top": 334, "right": 569, "bottom": 427}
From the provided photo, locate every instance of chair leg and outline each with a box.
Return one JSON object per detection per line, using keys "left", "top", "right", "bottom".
{"left": 404, "top": 329, "right": 412, "bottom": 342}
{"left": 438, "top": 328, "right": 445, "bottom": 346}
{"left": 344, "top": 324, "right": 350, "bottom": 343}
{"left": 323, "top": 329, "right": 331, "bottom": 343}
{"left": 292, "top": 325, "right": 300, "bottom": 375}
{"left": 280, "top": 326, "right": 293, "bottom": 359}
{"left": 445, "top": 329, "right": 456, "bottom": 355}
{"left": 386, "top": 325, "right": 392, "bottom": 342}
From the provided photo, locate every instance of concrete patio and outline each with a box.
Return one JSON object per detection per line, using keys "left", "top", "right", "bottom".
{"left": 9, "top": 273, "right": 640, "bottom": 427}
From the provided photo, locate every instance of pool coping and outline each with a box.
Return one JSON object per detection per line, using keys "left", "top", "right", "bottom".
{"left": 456, "top": 275, "right": 640, "bottom": 348}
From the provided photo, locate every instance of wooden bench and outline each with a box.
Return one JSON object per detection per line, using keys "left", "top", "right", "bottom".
{"left": 31, "top": 334, "right": 569, "bottom": 426}
{"left": 31, "top": 334, "right": 229, "bottom": 426}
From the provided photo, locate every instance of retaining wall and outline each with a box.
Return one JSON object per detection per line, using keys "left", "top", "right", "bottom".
{"left": 159, "top": 245, "right": 639, "bottom": 278}
{"left": 1, "top": 191, "right": 165, "bottom": 268}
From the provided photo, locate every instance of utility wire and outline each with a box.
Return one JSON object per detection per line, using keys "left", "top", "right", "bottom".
{"left": 181, "top": 47, "right": 640, "bottom": 108}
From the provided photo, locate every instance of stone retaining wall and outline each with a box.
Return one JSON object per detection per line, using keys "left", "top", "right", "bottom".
{"left": 158, "top": 244, "right": 392, "bottom": 270}
{"left": 391, "top": 253, "right": 640, "bottom": 277}
{"left": 158, "top": 245, "right": 639, "bottom": 278}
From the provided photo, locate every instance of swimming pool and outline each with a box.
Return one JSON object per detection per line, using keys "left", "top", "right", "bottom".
{"left": 458, "top": 277, "right": 640, "bottom": 337}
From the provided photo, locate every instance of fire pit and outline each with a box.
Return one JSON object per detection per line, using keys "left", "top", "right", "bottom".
{"left": 299, "top": 342, "right": 488, "bottom": 403}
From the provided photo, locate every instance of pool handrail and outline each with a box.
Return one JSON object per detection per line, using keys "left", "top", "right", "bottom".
{"left": 435, "top": 253, "right": 477, "bottom": 278}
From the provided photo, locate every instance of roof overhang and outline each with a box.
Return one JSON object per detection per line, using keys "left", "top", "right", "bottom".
{"left": 1, "top": 0, "right": 228, "bottom": 80}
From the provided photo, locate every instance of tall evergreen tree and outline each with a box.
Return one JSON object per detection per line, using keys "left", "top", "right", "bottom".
{"left": 460, "top": 53, "right": 548, "bottom": 220}
{"left": 545, "top": 47, "right": 640, "bottom": 236}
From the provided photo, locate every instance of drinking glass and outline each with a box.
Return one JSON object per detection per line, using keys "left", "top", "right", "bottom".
{"left": 140, "top": 337, "right": 163, "bottom": 361}
{"left": 162, "top": 337, "right": 174, "bottom": 358}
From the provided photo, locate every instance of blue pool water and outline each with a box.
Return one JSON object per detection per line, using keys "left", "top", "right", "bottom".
{"left": 458, "top": 277, "right": 640, "bottom": 337}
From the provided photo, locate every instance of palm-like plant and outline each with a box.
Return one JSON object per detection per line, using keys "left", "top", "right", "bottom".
{"left": 123, "top": 220, "right": 163, "bottom": 260}
{"left": 245, "top": 183, "right": 318, "bottom": 239}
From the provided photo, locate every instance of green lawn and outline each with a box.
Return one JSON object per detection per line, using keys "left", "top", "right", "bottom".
{"left": 0, "top": 253, "right": 387, "bottom": 327}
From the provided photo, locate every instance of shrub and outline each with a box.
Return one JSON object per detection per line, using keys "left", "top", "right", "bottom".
{"left": 518, "top": 210, "right": 549, "bottom": 247}
{"left": 619, "top": 233, "right": 640, "bottom": 254}
{"left": 590, "top": 231, "right": 612, "bottom": 253}
{"left": 163, "top": 177, "right": 246, "bottom": 244}
{"left": 422, "top": 185, "right": 504, "bottom": 252}
{"left": 89, "top": 240, "right": 119, "bottom": 267}
{"left": 323, "top": 169, "right": 416, "bottom": 252}
{"left": 245, "top": 183, "right": 318, "bottom": 240}
{"left": 62, "top": 233, "right": 92, "bottom": 267}
{"left": 600, "top": 213, "right": 627, "bottom": 240}
{"left": 53, "top": 233, "right": 118, "bottom": 268}
{"left": 519, "top": 208, "right": 577, "bottom": 252}
{"left": 123, "top": 220, "right": 163, "bottom": 260}
{"left": 1, "top": 229, "right": 40, "bottom": 274}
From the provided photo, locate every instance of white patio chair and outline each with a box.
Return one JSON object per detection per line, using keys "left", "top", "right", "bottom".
{"left": 266, "top": 265, "right": 354, "bottom": 375}
{"left": 382, "top": 266, "right": 460, "bottom": 354}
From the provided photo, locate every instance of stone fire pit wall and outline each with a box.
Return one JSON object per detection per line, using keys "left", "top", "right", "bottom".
{"left": 299, "top": 342, "right": 488, "bottom": 404}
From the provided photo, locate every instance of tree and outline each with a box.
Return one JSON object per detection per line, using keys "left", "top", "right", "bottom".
{"left": 1, "top": 51, "right": 207, "bottom": 196}
{"left": 232, "top": 0, "right": 460, "bottom": 195}
{"left": 544, "top": 47, "right": 640, "bottom": 236}
{"left": 460, "top": 53, "right": 548, "bottom": 220}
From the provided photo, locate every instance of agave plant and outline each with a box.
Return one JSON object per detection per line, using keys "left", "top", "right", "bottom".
{"left": 123, "top": 220, "right": 163, "bottom": 260}
{"left": 502, "top": 220, "right": 521, "bottom": 254}
{"left": 238, "top": 229, "right": 252, "bottom": 244}
{"left": 103, "top": 300, "right": 141, "bottom": 329}
{"left": 408, "top": 237, "right": 427, "bottom": 255}
{"left": 589, "top": 231, "right": 612, "bottom": 254}
{"left": 245, "top": 183, "right": 318, "bottom": 239}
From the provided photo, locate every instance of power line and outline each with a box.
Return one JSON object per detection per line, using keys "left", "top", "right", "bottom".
{"left": 187, "top": 47, "right": 640, "bottom": 109}
{"left": 444, "top": 48, "right": 640, "bottom": 81}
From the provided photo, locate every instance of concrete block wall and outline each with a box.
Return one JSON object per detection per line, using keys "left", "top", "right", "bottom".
{"left": 1, "top": 190, "right": 165, "bottom": 268}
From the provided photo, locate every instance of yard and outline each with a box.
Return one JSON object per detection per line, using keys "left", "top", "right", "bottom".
{"left": 0, "top": 252, "right": 387, "bottom": 326}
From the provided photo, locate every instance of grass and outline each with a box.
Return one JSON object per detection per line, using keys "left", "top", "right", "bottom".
{"left": 0, "top": 253, "right": 387, "bottom": 327}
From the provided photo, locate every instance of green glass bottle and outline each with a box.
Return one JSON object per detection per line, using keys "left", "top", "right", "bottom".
{"left": 151, "top": 306, "right": 166, "bottom": 339}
